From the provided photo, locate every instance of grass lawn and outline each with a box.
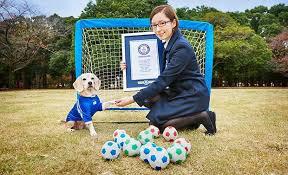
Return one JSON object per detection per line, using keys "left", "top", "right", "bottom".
{"left": 0, "top": 89, "right": 287, "bottom": 174}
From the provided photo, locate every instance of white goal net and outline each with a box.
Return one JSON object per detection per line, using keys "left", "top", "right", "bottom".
{"left": 75, "top": 18, "right": 214, "bottom": 110}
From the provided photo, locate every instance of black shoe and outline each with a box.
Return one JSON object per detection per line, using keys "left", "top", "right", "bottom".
{"left": 208, "top": 111, "right": 217, "bottom": 133}
{"left": 205, "top": 131, "right": 215, "bottom": 136}
{"left": 189, "top": 123, "right": 200, "bottom": 130}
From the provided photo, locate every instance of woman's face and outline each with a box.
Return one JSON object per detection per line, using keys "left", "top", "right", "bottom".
{"left": 151, "top": 12, "right": 176, "bottom": 41}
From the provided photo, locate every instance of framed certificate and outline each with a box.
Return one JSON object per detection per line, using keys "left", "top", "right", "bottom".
{"left": 122, "top": 32, "right": 164, "bottom": 91}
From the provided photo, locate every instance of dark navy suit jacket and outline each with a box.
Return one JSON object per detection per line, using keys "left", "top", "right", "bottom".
{"left": 133, "top": 29, "right": 210, "bottom": 125}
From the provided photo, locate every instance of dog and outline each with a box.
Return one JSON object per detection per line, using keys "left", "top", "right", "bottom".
{"left": 65, "top": 73, "right": 114, "bottom": 137}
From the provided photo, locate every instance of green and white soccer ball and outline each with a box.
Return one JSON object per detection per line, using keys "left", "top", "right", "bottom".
{"left": 167, "top": 143, "right": 188, "bottom": 164}
{"left": 114, "top": 132, "right": 130, "bottom": 149}
{"left": 174, "top": 137, "right": 192, "bottom": 153}
{"left": 101, "top": 141, "right": 121, "bottom": 160}
{"left": 137, "top": 129, "right": 154, "bottom": 144}
{"left": 139, "top": 142, "right": 157, "bottom": 163}
{"left": 123, "top": 138, "right": 142, "bottom": 157}
{"left": 148, "top": 146, "right": 170, "bottom": 170}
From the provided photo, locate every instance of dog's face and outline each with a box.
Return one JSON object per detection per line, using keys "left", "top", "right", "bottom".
{"left": 73, "top": 73, "right": 101, "bottom": 96}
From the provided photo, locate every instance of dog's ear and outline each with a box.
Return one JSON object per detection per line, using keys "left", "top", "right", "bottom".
{"left": 94, "top": 76, "right": 101, "bottom": 91}
{"left": 73, "top": 75, "right": 84, "bottom": 92}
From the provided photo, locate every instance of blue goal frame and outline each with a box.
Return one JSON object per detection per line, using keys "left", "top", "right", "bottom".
{"left": 74, "top": 18, "right": 214, "bottom": 110}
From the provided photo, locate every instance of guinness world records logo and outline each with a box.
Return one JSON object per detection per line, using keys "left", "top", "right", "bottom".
{"left": 138, "top": 44, "right": 150, "bottom": 55}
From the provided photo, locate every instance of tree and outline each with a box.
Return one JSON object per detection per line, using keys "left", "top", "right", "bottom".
{"left": 46, "top": 14, "right": 75, "bottom": 88}
{"left": 269, "top": 3, "right": 288, "bottom": 27}
{"left": 245, "top": 6, "right": 268, "bottom": 34}
{"left": 228, "top": 12, "right": 250, "bottom": 26}
{"left": 0, "top": 0, "right": 53, "bottom": 88}
{"left": 244, "top": 4, "right": 287, "bottom": 38}
{"left": 269, "top": 31, "right": 288, "bottom": 77}
{"left": 213, "top": 22, "right": 272, "bottom": 86}
{"left": 49, "top": 50, "right": 71, "bottom": 86}
{"left": 278, "top": 11, "right": 288, "bottom": 27}
{"left": 80, "top": 0, "right": 167, "bottom": 18}
{"left": 176, "top": 6, "right": 218, "bottom": 21}
{"left": 257, "top": 13, "right": 283, "bottom": 37}
{"left": 270, "top": 4, "right": 287, "bottom": 15}
{"left": 249, "top": 5, "right": 268, "bottom": 14}
{"left": 176, "top": 7, "right": 194, "bottom": 20}
{"left": 202, "top": 11, "right": 237, "bottom": 29}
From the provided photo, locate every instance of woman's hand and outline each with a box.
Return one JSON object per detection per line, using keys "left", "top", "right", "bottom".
{"left": 120, "top": 62, "right": 126, "bottom": 71}
{"left": 115, "top": 97, "right": 134, "bottom": 107}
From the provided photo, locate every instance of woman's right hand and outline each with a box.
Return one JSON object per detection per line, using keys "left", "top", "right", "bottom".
{"left": 115, "top": 97, "right": 134, "bottom": 107}
{"left": 120, "top": 62, "right": 126, "bottom": 71}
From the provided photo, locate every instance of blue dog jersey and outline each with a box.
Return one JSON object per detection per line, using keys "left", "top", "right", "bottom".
{"left": 66, "top": 96, "right": 103, "bottom": 124}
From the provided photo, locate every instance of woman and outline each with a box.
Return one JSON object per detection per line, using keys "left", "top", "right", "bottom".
{"left": 115, "top": 5, "right": 216, "bottom": 135}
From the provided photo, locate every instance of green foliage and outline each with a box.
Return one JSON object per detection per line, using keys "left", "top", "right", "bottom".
{"left": 49, "top": 51, "right": 71, "bottom": 77}
{"left": 257, "top": 13, "right": 283, "bottom": 37}
{"left": 176, "top": 6, "right": 219, "bottom": 20}
{"left": 46, "top": 14, "right": 75, "bottom": 81}
{"left": 278, "top": 12, "right": 288, "bottom": 26}
{"left": 80, "top": 0, "right": 167, "bottom": 18}
{"left": 259, "top": 23, "right": 283, "bottom": 37}
{"left": 247, "top": 5, "right": 268, "bottom": 14}
{"left": 245, "top": 4, "right": 287, "bottom": 37}
{"left": 176, "top": 7, "right": 195, "bottom": 20}
{"left": 202, "top": 12, "right": 237, "bottom": 29}
{"left": 269, "top": 3, "right": 288, "bottom": 17}
{"left": 228, "top": 12, "right": 250, "bottom": 26}
{"left": 214, "top": 24, "right": 272, "bottom": 83}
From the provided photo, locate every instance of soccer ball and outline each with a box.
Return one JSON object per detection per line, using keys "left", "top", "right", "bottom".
{"left": 122, "top": 138, "right": 142, "bottom": 156}
{"left": 167, "top": 143, "right": 187, "bottom": 164}
{"left": 139, "top": 142, "right": 157, "bottom": 163}
{"left": 148, "top": 146, "right": 170, "bottom": 170}
{"left": 101, "top": 141, "right": 121, "bottom": 160}
{"left": 113, "top": 129, "right": 126, "bottom": 139}
{"left": 114, "top": 132, "right": 130, "bottom": 149}
{"left": 174, "top": 137, "right": 192, "bottom": 153}
{"left": 162, "top": 126, "right": 178, "bottom": 142}
{"left": 137, "top": 130, "right": 154, "bottom": 144}
{"left": 147, "top": 125, "right": 160, "bottom": 138}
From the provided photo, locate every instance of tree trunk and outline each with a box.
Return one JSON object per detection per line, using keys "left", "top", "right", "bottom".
{"left": 23, "top": 68, "right": 32, "bottom": 89}
{"left": 70, "top": 71, "right": 75, "bottom": 88}
{"left": 8, "top": 68, "right": 15, "bottom": 89}
{"left": 42, "top": 73, "right": 47, "bottom": 88}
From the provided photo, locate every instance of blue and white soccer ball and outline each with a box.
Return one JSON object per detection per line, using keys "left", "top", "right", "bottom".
{"left": 114, "top": 132, "right": 130, "bottom": 149}
{"left": 148, "top": 146, "right": 170, "bottom": 170}
{"left": 113, "top": 129, "right": 126, "bottom": 140}
{"left": 174, "top": 137, "right": 192, "bottom": 153}
{"left": 101, "top": 141, "right": 121, "bottom": 160}
{"left": 167, "top": 143, "right": 187, "bottom": 164}
{"left": 137, "top": 129, "right": 154, "bottom": 144}
{"left": 122, "top": 138, "right": 142, "bottom": 157}
{"left": 139, "top": 142, "right": 157, "bottom": 163}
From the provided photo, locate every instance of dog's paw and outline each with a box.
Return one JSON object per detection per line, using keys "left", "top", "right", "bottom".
{"left": 102, "top": 101, "right": 116, "bottom": 110}
{"left": 90, "top": 130, "right": 98, "bottom": 138}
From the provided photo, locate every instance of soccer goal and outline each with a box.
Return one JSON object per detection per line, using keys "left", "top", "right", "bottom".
{"left": 74, "top": 18, "right": 214, "bottom": 110}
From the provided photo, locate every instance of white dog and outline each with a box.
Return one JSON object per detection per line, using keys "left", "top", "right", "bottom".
{"left": 65, "top": 73, "right": 114, "bottom": 137}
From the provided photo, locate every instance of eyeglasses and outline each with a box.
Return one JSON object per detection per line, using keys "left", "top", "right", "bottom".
{"left": 150, "top": 20, "right": 171, "bottom": 30}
